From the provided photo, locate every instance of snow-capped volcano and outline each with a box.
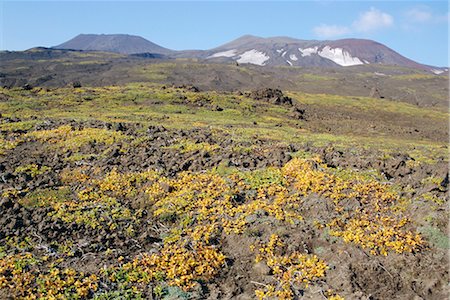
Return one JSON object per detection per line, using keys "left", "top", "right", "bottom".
{"left": 199, "top": 35, "right": 442, "bottom": 72}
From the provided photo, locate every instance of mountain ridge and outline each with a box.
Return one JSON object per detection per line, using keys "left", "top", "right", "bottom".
{"left": 52, "top": 33, "right": 447, "bottom": 73}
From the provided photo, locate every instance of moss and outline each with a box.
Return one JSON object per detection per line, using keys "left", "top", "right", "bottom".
{"left": 19, "top": 187, "right": 72, "bottom": 208}
{"left": 239, "top": 167, "right": 286, "bottom": 189}
{"left": 0, "top": 136, "right": 20, "bottom": 155}
{"left": 418, "top": 226, "right": 449, "bottom": 249}
{"left": 14, "top": 164, "right": 50, "bottom": 178}
{"left": 0, "top": 120, "right": 39, "bottom": 132}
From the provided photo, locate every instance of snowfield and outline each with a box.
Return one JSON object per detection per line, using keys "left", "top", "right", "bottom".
{"left": 208, "top": 49, "right": 238, "bottom": 58}
{"left": 318, "top": 46, "right": 364, "bottom": 67}
{"left": 289, "top": 54, "right": 298, "bottom": 61}
{"left": 432, "top": 69, "right": 444, "bottom": 75}
{"left": 237, "top": 49, "right": 270, "bottom": 66}
{"left": 299, "top": 47, "right": 318, "bottom": 57}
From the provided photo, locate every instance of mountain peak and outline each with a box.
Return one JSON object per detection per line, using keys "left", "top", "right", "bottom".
{"left": 53, "top": 33, "right": 173, "bottom": 55}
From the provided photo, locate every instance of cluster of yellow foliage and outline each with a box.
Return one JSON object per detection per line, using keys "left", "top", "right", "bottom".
{"left": 147, "top": 158, "right": 423, "bottom": 256}
{"left": 1, "top": 156, "right": 424, "bottom": 298}
{"left": 139, "top": 157, "right": 423, "bottom": 295}
{"left": 141, "top": 168, "right": 310, "bottom": 294}
{"left": 282, "top": 158, "right": 424, "bottom": 255}
{"left": 109, "top": 243, "right": 225, "bottom": 290}
{"left": 147, "top": 169, "right": 302, "bottom": 237}
{"left": 97, "top": 168, "right": 159, "bottom": 199}
{"left": 59, "top": 166, "right": 92, "bottom": 185}
{"left": 328, "top": 214, "right": 423, "bottom": 256}
{"left": 251, "top": 235, "right": 328, "bottom": 299}
{"left": 328, "top": 295, "right": 345, "bottom": 300}
{"left": 0, "top": 253, "right": 98, "bottom": 299}
{"left": 27, "top": 125, "right": 126, "bottom": 151}
{"left": 50, "top": 167, "right": 158, "bottom": 230}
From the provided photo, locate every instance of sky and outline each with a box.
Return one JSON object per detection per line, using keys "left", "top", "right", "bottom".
{"left": 1, "top": 1, "right": 449, "bottom": 66}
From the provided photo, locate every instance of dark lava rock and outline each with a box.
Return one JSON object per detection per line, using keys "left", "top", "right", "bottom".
{"left": 290, "top": 106, "right": 305, "bottom": 120}
{"left": 175, "top": 84, "right": 200, "bottom": 92}
{"left": 440, "top": 172, "right": 449, "bottom": 189}
{"left": 249, "top": 88, "right": 293, "bottom": 106}
{"left": 22, "top": 83, "right": 33, "bottom": 90}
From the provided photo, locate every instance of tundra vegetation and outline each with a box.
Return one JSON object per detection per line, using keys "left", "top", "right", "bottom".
{"left": 0, "top": 75, "right": 448, "bottom": 299}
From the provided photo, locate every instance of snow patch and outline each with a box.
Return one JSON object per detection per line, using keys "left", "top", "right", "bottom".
{"left": 374, "top": 72, "right": 387, "bottom": 76}
{"left": 298, "top": 47, "right": 318, "bottom": 57}
{"left": 281, "top": 51, "right": 287, "bottom": 57}
{"left": 363, "top": 60, "right": 370, "bottom": 64}
{"left": 432, "top": 69, "right": 444, "bottom": 75}
{"left": 286, "top": 60, "right": 293, "bottom": 66}
{"left": 208, "top": 49, "right": 237, "bottom": 58}
{"left": 276, "top": 49, "right": 283, "bottom": 54}
{"left": 289, "top": 54, "right": 298, "bottom": 61}
{"left": 236, "top": 49, "right": 270, "bottom": 66}
{"left": 317, "top": 46, "right": 364, "bottom": 67}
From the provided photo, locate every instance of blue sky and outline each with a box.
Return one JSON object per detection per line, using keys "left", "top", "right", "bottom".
{"left": 1, "top": 1, "right": 449, "bottom": 66}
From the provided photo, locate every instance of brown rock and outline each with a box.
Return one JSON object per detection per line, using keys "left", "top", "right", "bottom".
{"left": 253, "top": 261, "right": 271, "bottom": 275}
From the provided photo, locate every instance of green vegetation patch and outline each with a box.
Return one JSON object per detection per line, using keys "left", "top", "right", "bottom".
{"left": 418, "top": 226, "right": 450, "bottom": 249}
{"left": 166, "top": 139, "right": 220, "bottom": 153}
{"left": 0, "top": 136, "right": 20, "bottom": 155}
{"left": 392, "top": 74, "right": 441, "bottom": 80}
{"left": 27, "top": 125, "right": 127, "bottom": 151}
{"left": 14, "top": 164, "right": 50, "bottom": 178}
{"left": 19, "top": 187, "right": 72, "bottom": 208}
{"left": 289, "top": 92, "right": 448, "bottom": 121}
{"left": 0, "top": 120, "right": 39, "bottom": 132}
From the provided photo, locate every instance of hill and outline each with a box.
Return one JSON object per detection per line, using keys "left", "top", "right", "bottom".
{"left": 53, "top": 33, "right": 173, "bottom": 55}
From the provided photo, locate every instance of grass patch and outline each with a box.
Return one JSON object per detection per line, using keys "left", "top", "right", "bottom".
{"left": 289, "top": 92, "right": 448, "bottom": 121}
{"left": 392, "top": 74, "right": 440, "bottom": 80}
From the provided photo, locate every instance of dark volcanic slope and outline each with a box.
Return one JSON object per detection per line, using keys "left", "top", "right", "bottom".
{"left": 53, "top": 34, "right": 174, "bottom": 55}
